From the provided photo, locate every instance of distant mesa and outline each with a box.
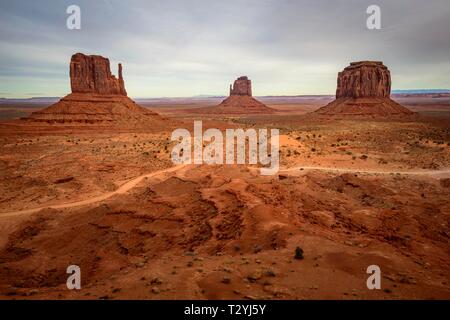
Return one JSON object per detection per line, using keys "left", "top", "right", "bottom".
{"left": 194, "top": 76, "right": 275, "bottom": 114}
{"left": 315, "top": 61, "right": 414, "bottom": 116}
{"left": 27, "top": 53, "right": 159, "bottom": 124}
{"left": 70, "top": 53, "right": 127, "bottom": 96}
{"left": 336, "top": 61, "right": 390, "bottom": 98}
{"left": 229, "top": 76, "right": 252, "bottom": 96}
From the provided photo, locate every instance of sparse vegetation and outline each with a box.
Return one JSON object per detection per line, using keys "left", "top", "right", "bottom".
{"left": 294, "top": 247, "right": 304, "bottom": 260}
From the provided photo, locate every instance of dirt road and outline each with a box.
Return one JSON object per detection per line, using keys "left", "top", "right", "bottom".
{"left": 1, "top": 164, "right": 449, "bottom": 217}
{"left": 279, "top": 165, "right": 450, "bottom": 177}
{"left": 0, "top": 164, "right": 186, "bottom": 218}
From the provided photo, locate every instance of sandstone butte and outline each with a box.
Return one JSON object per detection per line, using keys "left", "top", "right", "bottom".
{"left": 315, "top": 61, "right": 414, "bottom": 116}
{"left": 195, "top": 76, "right": 275, "bottom": 114}
{"left": 27, "top": 53, "right": 159, "bottom": 124}
{"left": 70, "top": 53, "right": 127, "bottom": 96}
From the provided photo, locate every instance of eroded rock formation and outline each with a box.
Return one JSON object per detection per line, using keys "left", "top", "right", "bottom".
{"left": 315, "top": 61, "right": 414, "bottom": 116}
{"left": 336, "top": 61, "right": 390, "bottom": 98}
{"left": 70, "top": 53, "right": 127, "bottom": 95}
{"left": 208, "top": 76, "right": 274, "bottom": 114}
{"left": 230, "top": 76, "right": 252, "bottom": 96}
{"left": 26, "top": 53, "right": 160, "bottom": 125}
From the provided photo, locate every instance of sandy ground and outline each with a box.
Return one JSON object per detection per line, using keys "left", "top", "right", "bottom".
{"left": 0, "top": 97, "right": 449, "bottom": 300}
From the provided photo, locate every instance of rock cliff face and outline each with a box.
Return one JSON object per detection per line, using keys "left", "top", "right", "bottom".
{"left": 26, "top": 53, "right": 161, "bottom": 125}
{"left": 70, "top": 53, "right": 127, "bottom": 96}
{"left": 315, "top": 61, "right": 413, "bottom": 116}
{"left": 230, "top": 76, "right": 252, "bottom": 96}
{"left": 336, "top": 61, "right": 390, "bottom": 98}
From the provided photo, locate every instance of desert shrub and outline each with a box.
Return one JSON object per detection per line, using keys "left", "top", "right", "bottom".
{"left": 294, "top": 247, "right": 304, "bottom": 260}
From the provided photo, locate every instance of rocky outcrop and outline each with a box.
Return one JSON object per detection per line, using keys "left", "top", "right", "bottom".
{"left": 336, "top": 61, "right": 390, "bottom": 98}
{"left": 70, "top": 53, "right": 127, "bottom": 95}
{"left": 188, "top": 76, "right": 274, "bottom": 114}
{"left": 315, "top": 61, "right": 414, "bottom": 116}
{"left": 26, "top": 53, "right": 161, "bottom": 125}
{"left": 198, "top": 76, "right": 274, "bottom": 114}
{"left": 230, "top": 76, "right": 252, "bottom": 96}
{"left": 27, "top": 93, "right": 158, "bottom": 124}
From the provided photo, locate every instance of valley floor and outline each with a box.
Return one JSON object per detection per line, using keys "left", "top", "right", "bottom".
{"left": 0, "top": 100, "right": 449, "bottom": 299}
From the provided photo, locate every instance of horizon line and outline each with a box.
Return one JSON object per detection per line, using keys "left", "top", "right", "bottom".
{"left": 1, "top": 89, "right": 450, "bottom": 100}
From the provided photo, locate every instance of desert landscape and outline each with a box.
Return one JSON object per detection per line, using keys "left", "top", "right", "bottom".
{"left": 0, "top": 53, "right": 449, "bottom": 301}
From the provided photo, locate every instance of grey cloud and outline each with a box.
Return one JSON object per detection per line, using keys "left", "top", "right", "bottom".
{"left": 0, "top": 0, "right": 449, "bottom": 97}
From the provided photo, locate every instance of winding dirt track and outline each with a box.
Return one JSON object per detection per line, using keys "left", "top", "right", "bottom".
{"left": 279, "top": 165, "right": 450, "bottom": 177}
{"left": 1, "top": 164, "right": 449, "bottom": 218}
{"left": 0, "top": 164, "right": 186, "bottom": 218}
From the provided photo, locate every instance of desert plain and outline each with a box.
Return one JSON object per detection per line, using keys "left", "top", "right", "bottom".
{"left": 0, "top": 93, "right": 449, "bottom": 300}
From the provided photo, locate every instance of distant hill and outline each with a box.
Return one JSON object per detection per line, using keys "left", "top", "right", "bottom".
{"left": 0, "top": 97, "right": 60, "bottom": 104}
{"left": 2, "top": 90, "right": 449, "bottom": 105}
{"left": 392, "top": 89, "right": 450, "bottom": 94}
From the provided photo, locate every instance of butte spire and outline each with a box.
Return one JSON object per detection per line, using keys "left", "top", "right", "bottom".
{"left": 27, "top": 53, "right": 159, "bottom": 125}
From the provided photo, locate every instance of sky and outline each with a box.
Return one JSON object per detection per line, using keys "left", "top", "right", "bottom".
{"left": 1, "top": 0, "right": 450, "bottom": 98}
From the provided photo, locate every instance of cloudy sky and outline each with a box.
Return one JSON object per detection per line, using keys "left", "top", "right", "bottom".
{"left": 1, "top": 0, "right": 449, "bottom": 98}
